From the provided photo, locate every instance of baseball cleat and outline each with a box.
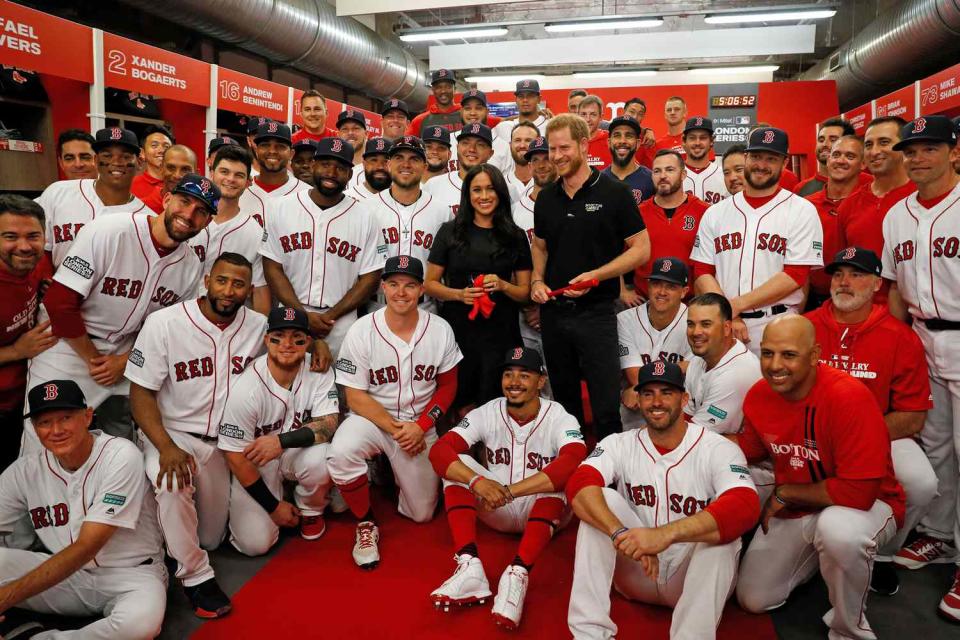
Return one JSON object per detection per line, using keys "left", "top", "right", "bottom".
{"left": 353, "top": 521, "right": 380, "bottom": 570}
{"left": 430, "top": 554, "right": 492, "bottom": 610}
{"left": 869, "top": 561, "right": 899, "bottom": 596}
{"left": 300, "top": 514, "right": 326, "bottom": 540}
{"left": 184, "top": 578, "right": 232, "bottom": 619}
{"left": 492, "top": 564, "right": 529, "bottom": 631}
{"left": 938, "top": 569, "right": 960, "bottom": 624}
{"left": 893, "top": 534, "right": 957, "bottom": 569}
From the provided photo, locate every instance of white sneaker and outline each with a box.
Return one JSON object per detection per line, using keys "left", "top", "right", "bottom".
{"left": 492, "top": 565, "right": 529, "bottom": 630}
{"left": 352, "top": 521, "right": 380, "bottom": 570}
{"left": 430, "top": 554, "right": 492, "bottom": 610}
{"left": 328, "top": 487, "right": 349, "bottom": 514}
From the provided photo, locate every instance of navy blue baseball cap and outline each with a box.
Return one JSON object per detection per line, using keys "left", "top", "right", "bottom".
{"left": 608, "top": 115, "right": 643, "bottom": 136}
{"left": 683, "top": 116, "right": 714, "bottom": 135}
{"left": 423, "top": 126, "right": 452, "bottom": 147}
{"left": 314, "top": 137, "right": 354, "bottom": 166}
{"left": 337, "top": 109, "right": 367, "bottom": 129}
{"left": 381, "top": 98, "right": 411, "bottom": 118}
{"left": 389, "top": 135, "right": 426, "bottom": 160}
{"left": 253, "top": 121, "right": 292, "bottom": 145}
{"left": 25, "top": 380, "right": 87, "bottom": 418}
{"left": 745, "top": 127, "right": 789, "bottom": 156}
{"left": 524, "top": 135, "right": 549, "bottom": 160}
{"left": 382, "top": 255, "right": 424, "bottom": 282}
{"left": 647, "top": 257, "right": 689, "bottom": 286}
{"left": 363, "top": 137, "right": 392, "bottom": 158}
{"left": 635, "top": 361, "right": 685, "bottom": 392}
{"left": 292, "top": 138, "right": 319, "bottom": 153}
{"left": 267, "top": 306, "right": 310, "bottom": 333}
{"left": 461, "top": 89, "right": 487, "bottom": 106}
{"left": 208, "top": 136, "right": 239, "bottom": 155}
{"left": 458, "top": 122, "right": 493, "bottom": 146}
{"left": 430, "top": 69, "right": 455, "bottom": 85}
{"left": 93, "top": 127, "right": 139, "bottom": 154}
{"left": 501, "top": 346, "right": 543, "bottom": 373}
{"left": 893, "top": 115, "right": 958, "bottom": 150}
{"left": 246, "top": 116, "right": 272, "bottom": 135}
{"left": 172, "top": 173, "right": 221, "bottom": 214}
{"left": 515, "top": 79, "right": 541, "bottom": 95}
{"left": 825, "top": 246, "right": 882, "bottom": 276}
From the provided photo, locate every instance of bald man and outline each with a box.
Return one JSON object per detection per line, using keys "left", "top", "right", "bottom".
{"left": 735, "top": 316, "right": 905, "bottom": 639}
{"left": 141, "top": 144, "right": 198, "bottom": 214}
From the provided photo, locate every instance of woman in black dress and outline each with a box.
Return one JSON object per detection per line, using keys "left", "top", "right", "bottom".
{"left": 425, "top": 164, "right": 532, "bottom": 416}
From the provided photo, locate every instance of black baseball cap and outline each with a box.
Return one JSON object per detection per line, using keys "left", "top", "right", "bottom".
{"left": 608, "top": 115, "right": 643, "bottom": 136}
{"left": 253, "top": 121, "right": 292, "bottom": 145}
{"left": 458, "top": 122, "right": 493, "bottom": 146}
{"left": 501, "top": 346, "right": 543, "bottom": 373}
{"left": 208, "top": 136, "right": 239, "bottom": 155}
{"left": 634, "top": 361, "right": 685, "bottom": 392}
{"left": 337, "top": 109, "right": 367, "bottom": 129}
{"left": 292, "top": 138, "right": 319, "bottom": 153}
{"left": 93, "top": 127, "right": 140, "bottom": 154}
{"left": 893, "top": 115, "right": 959, "bottom": 150}
{"left": 430, "top": 69, "right": 455, "bottom": 85}
{"left": 25, "top": 380, "right": 87, "bottom": 419}
{"left": 745, "top": 127, "right": 789, "bottom": 156}
{"left": 246, "top": 116, "right": 271, "bottom": 135}
{"left": 314, "top": 137, "right": 354, "bottom": 166}
{"left": 647, "top": 257, "right": 689, "bottom": 286}
{"left": 381, "top": 99, "right": 411, "bottom": 118}
{"left": 389, "top": 135, "right": 426, "bottom": 160}
{"left": 515, "top": 79, "right": 541, "bottom": 95}
{"left": 423, "top": 126, "right": 452, "bottom": 147}
{"left": 363, "top": 137, "right": 392, "bottom": 158}
{"left": 382, "top": 255, "right": 424, "bottom": 282}
{"left": 461, "top": 89, "right": 487, "bottom": 106}
{"left": 953, "top": 115, "right": 960, "bottom": 135}
{"left": 267, "top": 306, "right": 310, "bottom": 333}
{"left": 524, "top": 135, "right": 549, "bottom": 160}
{"left": 172, "top": 174, "right": 221, "bottom": 214}
{"left": 683, "top": 116, "right": 714, "bottom": 135}
{"left": 825, "top": 246, "right": 882, "bottom": 276}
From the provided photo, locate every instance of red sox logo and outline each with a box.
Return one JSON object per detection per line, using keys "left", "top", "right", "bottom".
{"left": 331, "top": 139, "right": 343, "bottom": 153}
{"left": 110, "top": 127, "right": 123, "bottom": 141}
{"left": 521, "top": 80, "right": 531, "bottom": 89}
{"left": 913, "top": 117, "right": 927, "bottom": 134}
{"left": 398, "top": 256, "right": 410, "bottom": 269}
{"left": 389, "top": 100, "right": 399, "bottom": 108}
{"left": 762, "top": 130, "right": 775, "bottom": 144}
{"left": 682, "top": 215, "right": 696, "bottom": 231}
{"left": 660, "top": 259, "right": 673, "bottom": 273}
{"left": 438, "top": 69, "right": 448, "bottom": 78}
{"left": 375, "top": 139, "right": 386, "bottom": 151}
{"left": 534, "top": 136, "right": 544, "bottom": 147}
{"left": 652, "top": 361, "right": 666, "bottom": 376}
{"left": 43, "top": 384, "right": 59, "bottom": 401}
{"left": 284, "top": 307, "right": 296, "bottom": 321}
{"left": 432, "top": 127, "right": 443, "bottom": 138}
{"left": 694, "top": 117, "right": 703, "bottom": 127}
{"left": 267, "top": 121, "right": 279, "bottom": 134}
{"left": 199, "top": 178, "right": 212, "bottom": 195}
{"left": 469, "top": 124, "right": 481, "bottom": 135}
{"left": 843, "top": 247, "right": 857, "bottom": 260}
{"left": 512, "top": 347, "right": 523, "bottom": 360}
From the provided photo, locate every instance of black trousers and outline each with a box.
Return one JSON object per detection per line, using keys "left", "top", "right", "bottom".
{"left": 0, "top": 405, "right": 24, "bottom": 472}
{"left": 540, "top": 299, "right": 622, "bottom": 440}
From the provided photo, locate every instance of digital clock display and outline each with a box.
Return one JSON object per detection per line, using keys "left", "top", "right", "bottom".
{"left": 711, "top": 95, "right": 757, "bottom": 108}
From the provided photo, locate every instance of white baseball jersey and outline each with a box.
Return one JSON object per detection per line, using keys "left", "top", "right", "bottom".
{"left": 365, "top": 188, "right": 449, "bottom": 266}
{"left": 36, "top": 179, "right": 148, "bottom": 267}
{"left": 259, "top": 191, "right": 386, "bottom": 309}
{"left": 124, "top": 300, "right": 267, "bottom": 437}
{"left": 53, "top": 213, "right": 203, "bottom": 346}
{"left": 583, "top": 424, "right": 756, "bottom": 580}
{"left": 345, "top": 181, "right": 380, "bottom": 202}
{"left": 881, "top": 182, "right": 960, "bottom": 321}
{"left": 684, "top": 340, "right": 761, "bottom": 434}
{"left": 449, "top": 397, "right": 584, "bottom": 485}
{"left": 425, "top": 171, "right": 520, "bottom": 219}
{"left": 349, "top": 163, "right": 364, "bottom": 189}
{"left": 189, "top": 211, "right": 266, "bottom": 291}
{"left": 334, "top": 307, "right": 462, "bottom": 421}
{"left": 691, "top": 189, "right": 823, "bottom": 310}
{"left": 617, "top": 303, "right": 692, "bottom": 370}
{"left": 683, "top": 160, "right": 729, "bottom": 205}
{"left": 238, "top": 176, "right": 311, "bottom": 227}
{"left": 218, "top": 353, "right": 338, "bottom": 451}
{"left": 493, "top": 114, "right": 549, "bottom": 145}
{"left": 452, "top": 129, "right": 514, "bottom": 177}
{"left": 511, "top": 186, "right": 535, "bottom": 246}
{"left": 506, "top": 171, "right": 533, "bottom": 198}
{"left": 0, "top": 432, "right": 162, "bottom": 568}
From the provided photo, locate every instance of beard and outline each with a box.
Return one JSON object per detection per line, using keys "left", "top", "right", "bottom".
{"left": 207, "top": 293, "right": 243, "bottom": 319}
{"left": 366, "top": 170, "right": 392, "bottom": 191}
{"left": 830, "top": 286, "right": 875, "bottom": 312}
{"left": 164, "top": 212, "right": 198, "bottom": 242}
{"left": 745, "top": 166, "right": 781, "bottom": 190}
{"left": 426, "top": 160, "right": 447, "bottom": 173}
{"left": 611, "top": 147, "right": 636, "bottom": 168}
{"left": 656, "top": 179, "right": 682, "bottom": 196}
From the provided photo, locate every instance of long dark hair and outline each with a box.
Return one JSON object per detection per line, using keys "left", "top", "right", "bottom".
{"left": 453, "top": 164, "right": 525, "bottom": 256}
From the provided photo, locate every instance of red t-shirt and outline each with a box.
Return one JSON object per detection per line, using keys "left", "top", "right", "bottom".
{"left": 779, "top": 168, "right": 799, "bottom": 191}
{"left": 805, "top": 190, "right": 849, "bottom": 296}
{"left": 586, "top": 129, "right": 612, "bottom": 170}
{"left": 141, "top": 186, "right": 165, "bottom": 214}
{"left": 0, "top": 258, "right": 53, "bottom": 410}
{"left": 837, "top": 181, "right": 917, "bottom": 256}
{"left": 633, "top": 195, "right": 710, "bottom": 295}
{"left": 292, "top": 127, "right": 338, "bottom": 144}
{"left": 654, "top": 133, "right": 684, "bottom": 156}
{"left": 131, "top": 171, "right": 162, "bottom": 202}
{"left": 805, "top": 301, "right": 932, "bottom": 415}
{"left": 739, "top": 365, "right": 905, "bottom": 526}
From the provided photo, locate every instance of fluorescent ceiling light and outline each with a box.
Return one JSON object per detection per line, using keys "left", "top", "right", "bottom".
{"left": 464, "top": 74, "right": 547, "bottom": 83}
{"left": 689, "top": 65, "right": 779, "bottom": 74}
{"left": 545, "top": 18, "right": 663, "bottom": 33}
{"left": 704, "top": 9, "right": 836, "bottom": 24}
{"left": 400, "top": 27, "right": 508, "bottom": 42}
{"left": 573, "top": 70, "right": 658, "bottom": 78}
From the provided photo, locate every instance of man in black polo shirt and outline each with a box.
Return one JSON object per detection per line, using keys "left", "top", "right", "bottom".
{"left": 531, "top": 114, "right": 650, "bottom": 439}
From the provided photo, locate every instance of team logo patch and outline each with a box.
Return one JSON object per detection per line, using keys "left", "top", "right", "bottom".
{"left": 584, "top": 203, "right": 602, "bottom": 212}
{"left": 218, "top": 423, "right": 244, "bottom": 439}
{"left": 102, "top": 493, "right": 126, "bottom": 506}
{"left": 331, "top": 139, "right": 343, "bottom": 153}
{"left": 62, "top": 255, "right": 94, "bottom": 279}
{"left": 694, "top": 117, "right": 703, "bottom": 126}
{"left": 534, "top": 136, "right": 544, "bottom": 146}
{"left": 521, "top": 80, "right": 531, "bottom": 88}
{"left": 327, "top": 389, "right": 339, "bottom": 399}
{"left": 652, "top": 361, "right": 666, "bottom": 376}
{"left": 284, "top": 307, "right": 296, "bottom": 321}
{"left": 587, "top": 446, "right": 604, "bottom": 459}
{"left": 511, "top": 347, "right": 523, "bottom": 360}
{"left": 843, "top": 247, "right": 856, "bottom": 260}
{"left": 438, "top": 69, "right": 448, "bottom": 78}
{"left": 109, "top": 127, "right": 123, "bottom": 140}
{"left": 128, "top": 349, "right": 145, "bottom": 368}
{"left": 618, "top": 343, "right": 628, "bottom": 357}
{"left": 335, "top": 358, "right": 357, "bottom": 375}
{"left": 428, "top": 406, "right": 443, "bottom": 421}
{"left": 469, "top": 123, "right": 480, "bottom": 134}
{"left": 762, "top": 130, "right": 775, "bottom": 144}
{"left": 267, "top": 121, "right": 279, "bottom": 133}
{"left": 398, "top": 255, "right": 410, "bottom": 269}
{"left": 812, "top": 241, "right": 823, "bottom": 251}
{"left": 660, "top": 259, "right": 673, "bottom": 273}
{"left": 433, "top": 127, "right": 443, "bottom": 137}
{"left": 43, "top": 383, "right": 58, "bottom": 401}
{"left": 682, "top": 215, "right": 696, "bottom": 231}
{"left": 707, "top": 404, "right": 728, "bottom": 419}
{"left": 376, "top": 139, "right": 386, "bottom": 151}
{"left": 729, "top": 464, "right": 749, "bottom": 475}
{"left": 565, "top": 429, "right": 584, "bottom": 440}
{"left": 912, "top": 117, "right": 927, "bottom": 134}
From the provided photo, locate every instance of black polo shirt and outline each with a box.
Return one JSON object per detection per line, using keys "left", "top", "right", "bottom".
{"left": 533, "top": 168, "right": 645, "bottom": 302}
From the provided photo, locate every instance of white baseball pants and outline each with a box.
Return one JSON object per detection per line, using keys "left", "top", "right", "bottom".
{"left": 742, "top": 310, "right": 797, "bottom": 357}
{"left": 878, "top": 437, "right": 937, "bottom": 558}
{"left": 305, "top": 306, "right": 357, "bottom": 360}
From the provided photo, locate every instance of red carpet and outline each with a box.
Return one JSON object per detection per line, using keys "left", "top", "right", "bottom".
{"left": 192, "top": 492, "right": 775, "bottom": 640}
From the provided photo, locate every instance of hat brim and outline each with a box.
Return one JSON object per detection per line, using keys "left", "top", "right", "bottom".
{"left": 431, "top": 79, "right": 455, "bottom": 86}
{"left": 647, "top": 274, "right": 687, "bottom": 286}
{"left": 744, "top": 145, "right": 787, "bottom": 156}
{"left": 824, "top": 260, "right": 878, "bottom": 275}
{"left": 92, "top": 141, "right": 140, "bottom": 155}
{"left": 457, "top": 132, "right": 492, "bottom": 145}
{"left": 313, "top": 152, "right": 353, "bottom": 167}
{"left": 501, "top": 360, "right": 542, "bottom": 372}
{"left": 172, "top": 189, "right": 218, "bottom": 214}
{"left": 633, "top": 379, "right": 684, "bottom": 393}
{"left": 253, "top": 134, "right": 291, "bottom": 146}
{"left": 610, "top": 121, "right": 643, "bottom": 135}
{"left": 683, "top": 127, "right": 714, "bottom": 135}
{"left": 514, "top": 89, "right": 540, "bottom": 96}
{"left": 337, "top": 118, "right": 367, "bottom": 129}
{"left": 267, "top": 323, "right": 310, "bottom": 334}
{"left": 381, "top": 270, "right": 423, "bottom": 282}
{"left": 24, "top": 401, "right": 87, "bottom": 419}
{"left": 892, "top": 135, "right": 955, "bottom": 151}
{"left": 524, "top": 149, "right": 548, "bottom": 161}
{"left": 389, "top": 146, "right": 426, "bottom": 159}
{"left": 381, "top": 107, "right": 411, "bottom": 118}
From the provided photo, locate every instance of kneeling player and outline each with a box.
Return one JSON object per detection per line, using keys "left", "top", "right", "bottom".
{"left": 428, "top": 347, "right": 587, "bottom": 629}
{"left": 328, "top": 256, "right": 461, "bottom": 569}
{"left": 218, "top": 307, "right": 340, "bottom": 556}
{"left": 0, "top": 381, "right": 166, "bottom": 639}
{"left": 567, "top": 361, "right": 759, "bottom": 640}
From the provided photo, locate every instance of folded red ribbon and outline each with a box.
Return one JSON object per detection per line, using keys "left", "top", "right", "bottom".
{"left": 468, "top": 274, "right": 496, "bottom": 320}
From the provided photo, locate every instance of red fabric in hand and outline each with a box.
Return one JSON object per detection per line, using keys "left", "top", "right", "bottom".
{"left": 467, "top": 274, "right": 495, "bottom": 321}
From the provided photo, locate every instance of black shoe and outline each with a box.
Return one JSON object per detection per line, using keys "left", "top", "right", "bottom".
{"left": 0, "top": 622, "right": 45, "bottom": 639}
{"left": 184, "top": 578, "right": 232, "bottom": 619}
{"left": 870, "top": 561, "right": 900, "bottom": 596}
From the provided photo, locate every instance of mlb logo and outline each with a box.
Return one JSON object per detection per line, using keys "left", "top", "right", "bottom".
{"left": 735, "top": 116, "right": 750, "bottom": 125}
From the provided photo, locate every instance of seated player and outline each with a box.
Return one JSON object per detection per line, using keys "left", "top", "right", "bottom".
{"left": 0, "top": 380, "right": 165, "bottom": 639}
{"left": 328, "top": 256, "right": 461, "bottom": 569}
{"left": 428, "top": 347, "right": 587, "bottom": 630}
{"left": 567, "top": 361, "right": 760, "bottom": 640}
{"left": 218, "top": 306, "right": 341, "bottom": 556}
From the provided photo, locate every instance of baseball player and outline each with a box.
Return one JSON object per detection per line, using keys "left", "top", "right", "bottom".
{"left": 344, "top": 138, "right": 392, "bottom": 201}
{"left": 493, "top": 79, "right": 550, "bottom": 144}
{"left": 567, "top": 361, "right": 759, "bottom": 640}
{"left": 504, "top": 122, "right": 540, "bottom": 195}
{"left": 406, "top": 69, "right": 463, "bottom": 138}
{"left": 25, "top": 174, "right": 217, "bottom": 451}
{"left": 328, "top": 256, "right": 461, "bottom": 569}
{"left": 793, "top": 118, "right": 858, "bottom": 197}
{"left": 291, "top": 138, "right": 319, "bottom": 185}
{"left": 139, "top": 144, "right": 197, "bottom": 215}
{"left": 452, "top": 90, "right": 514, "bottom": 177}
{"left": 205, "top": 135, "right": 239, "bottom": 175}
{"left": 190, "top": 145, "right": 270, "bottom": 314}
{"left": 653, "top": 97, "right": 688, "bottom": 156}
{"left": 736, "top": 316, "right": 905, "bottom": 639}
{"left": 881, "top": 115, "right": 960, "bottom": 620}
{"left": 244, "top": 116, "right": 270, "bottom": 176}
{"left": 603, "top": 115, "right": 654, "bottom": 205}
{"left": 56, "top": 129, "right": 97, "bottom": 181}
{"left": 218, "top": 306, "right": 339, "bottom": 555}
{"left": 239, "top": 122, "right": 310, "bottom": 227}
{"left": 617, "top": 258, "right": 692, "bottom": 430}
{"left": 337, "top": 109, "right": 368, "bottom": 175}
{"left": 577, "top": 96, "right": 612, "bottom": 170}
{"left": 681, "top": 117, "right": 729, "bottom": 204}
{"left": 621, "top": 98, "right": 658, "bottom": 169}
{"left": 125, "top": 252, "right": 266, "bottom": 618}
{"left": 130, "top": 125, "right": 173, "bottom": 202}
{"left": 36, "top": 127, "right": 148, "bottom": 268}
{"left": 425, "top": 123, "right": 502, "bottom": 218}
{"left": 292, "top": 90, "right": 338, "bottom": 144}
{"left": 427, "top": 347, "right": 586, "bottom": 629}
{"left": 720, "top": 145, "right": 746, "bottom": 196}
{"left": 691, "top": 127, "right": 823, "bottom": 355}
{"left": 380, "top": 99, "right": 411, "bottom": 143}
{"left": 0, "top": 380, "right": 166, "bottom": 639}
{"left": 260, "top": 137, "right": 385, "bottom": 362}
{"left": 423, "top": 126, "right": 453, "bottom": 185}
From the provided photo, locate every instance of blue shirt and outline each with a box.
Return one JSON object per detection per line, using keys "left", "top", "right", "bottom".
{"left": 602, "top": 165, "right": 654, "bottom": 205}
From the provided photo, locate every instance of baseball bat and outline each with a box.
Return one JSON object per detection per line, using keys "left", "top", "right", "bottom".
{"left": 547, "top": 278, "right": 600, "bottom": 298}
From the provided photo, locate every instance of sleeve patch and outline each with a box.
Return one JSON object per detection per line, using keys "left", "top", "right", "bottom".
{"left": 334, "top": 358, "right": 357, "bottom": 375}
{"left": 62, "top": 255, "right": 94, "bottom": 279}
{"left": 618, "top": 343, "right": 628, "bottom": 357}
{"left": 587, "top": 446, "right": 604, "bottom": 459}
{"left": 565, "top": 430, "right": 584, "bottom": 440}
{"left": 219, "top": 423, "right": 244, "bottom": 439}
{"left": 327, "top": 389, "right": 339, "bottom": 399}
{"left": 707, "top": 404, "right": 728, "bottom": 419}
{"left": 103, "top": 492, "right": 126, "bottom": 506}
{"left": 729, "top": 464, "right": 749, "bottom": 475}
{"left": 812, "top": 240, "right": 823, "bottom": 250}
{"left": 128, "top": 348, "right": 145, "bottom": 368}
{"left": 376, "top": 243, "right": 387, "bottom": 256}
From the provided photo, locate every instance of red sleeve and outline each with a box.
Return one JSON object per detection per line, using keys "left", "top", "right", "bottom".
{"left": 703, "top": 486, "right": 761, "bottom": 543}
{"left": 782, "top": 264, "right": 811, "bottom": 287}
{"left": 889, "top": 327, "right": 934, "bottom": 412}
{"left": 565, "top": 465, "right": 605, "bottom": 504}
{"left": 43, "top": 280, "right": 86, "bottom": 338}
{"left": 825, "top": 477, "right": 881, "bottom": 511}
{"left": 542, "top": 442, "right": 588, "bottom": 490}
{"left": 428, "top": 431, "right": 470, "bottom": 477}
{"left": 415, "top": 366, "right": 458, "bottom": 431}
{"left": 406, "top": 112, "right": 427, "bottom": 136}
{"left": 692, "top": 260, "right": 716, "bottom": 280}
{"left": 738, "top": 413, "right": 769, "bottom": 464}
{"left": 781, "top": 169, "right": 799, "bottom": 191}
{"left": 830, "top": 380, "right": 891, "bottom": 481}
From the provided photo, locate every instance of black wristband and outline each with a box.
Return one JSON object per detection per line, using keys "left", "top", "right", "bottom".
{"left": 278, "top": 427, "right": 315, "bottom": 449}
{"left": 244, "top": 477, "right": 279, "bottom": 514}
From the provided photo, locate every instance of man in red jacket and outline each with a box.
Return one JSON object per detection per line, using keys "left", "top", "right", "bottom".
{"left": 577, "top": 95, "right": 612, "bottom": 170}
{"left": 292, "top": 90, "right": 339, "bottom": 144}
{"left": 805, "top": 246, "right": 935, "bottom": 596}
{"left": 407, "top": 69, "right": 462, "bottom": 137}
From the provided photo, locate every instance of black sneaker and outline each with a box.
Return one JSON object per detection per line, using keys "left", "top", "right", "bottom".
{"left": 869, "top": 561, "right": 900, "bottom": 596}
{"left": 184, "top": 578, "right": 232, "bottom": 618}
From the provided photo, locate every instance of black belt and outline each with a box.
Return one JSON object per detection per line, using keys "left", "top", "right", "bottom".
{"left": 551, "top": 297, "right": 612, "bottom": 311}
{"left": 922, "top": 318, "right": 960, "bottom": 331}
{"left": 188, "top": 432, "right": 219, "bottom": 443}
{"left": 740, "top": 304, "right": 788, "bottom": 320}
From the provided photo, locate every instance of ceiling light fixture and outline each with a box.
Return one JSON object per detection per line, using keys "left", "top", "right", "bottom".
{"left": 544, "top": 18, "right": 664, "bottom": 33}
{"left": 399, "top": 27, "right": 509, "bottom": 42}
{"left": 689, "top": 65, "right": 780, "bottom": 74}
{"left": 572, "top": 70, "right": 658, "bottom": 78}
{"left": 704, "top": 9, "right": 836, "bottom": 24}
